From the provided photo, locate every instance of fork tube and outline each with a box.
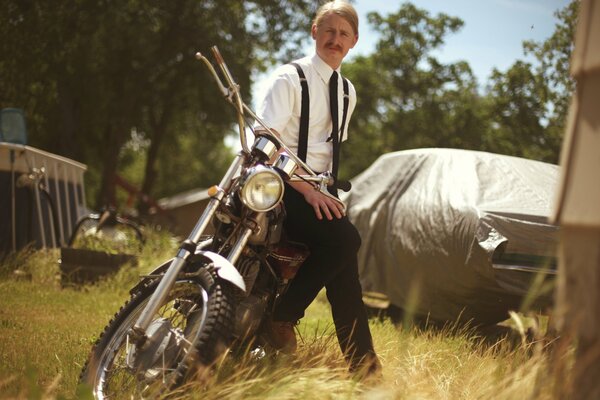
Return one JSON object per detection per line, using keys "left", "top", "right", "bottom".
{"left": 189, "top": 153, "right": 243, "bottom": 243}
{"left": 132, "top": 153, "right": 244, "bottom": 337}
{"left": 133, "top": 256, "right": 188, "bottom": 335}
{"left": 227, "top": 227, "right": 253, "bottom": 265}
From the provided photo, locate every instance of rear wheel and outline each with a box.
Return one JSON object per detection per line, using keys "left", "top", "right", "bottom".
{"left": 81, "top": 267, "right": 234, "bottom": 399}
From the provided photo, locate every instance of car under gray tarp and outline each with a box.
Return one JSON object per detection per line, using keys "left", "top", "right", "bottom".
{"left": 345, "top": 148, "right": 559, "bottom": 325}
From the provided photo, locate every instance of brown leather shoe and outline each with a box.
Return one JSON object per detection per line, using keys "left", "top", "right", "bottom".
{"left": 264, "top": 320, "right": 297, "bottom": 353}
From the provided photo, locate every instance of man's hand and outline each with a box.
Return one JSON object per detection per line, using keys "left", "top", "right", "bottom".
{"left": 289, "top": 180, "right": 345, "bottom": 221}
{"left": 254, "top": 130, "right": 345, "bottom": 221}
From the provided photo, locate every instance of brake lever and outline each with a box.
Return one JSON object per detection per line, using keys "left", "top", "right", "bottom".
{"left": 336, "top": 180, "right": 352, "bottom": 192}
{"left": 290, "top": 173, "right": 347, "bottom": 213}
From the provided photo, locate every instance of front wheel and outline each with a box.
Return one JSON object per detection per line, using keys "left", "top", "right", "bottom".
{"left": 81, "top": 267, "right": 235, "bottom": 399}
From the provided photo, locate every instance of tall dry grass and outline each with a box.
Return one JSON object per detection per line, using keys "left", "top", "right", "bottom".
{"left": 0, "top": 230, "right": 573, "bottom": 399}
{"left": 168, "top": 311, "right": 566, "bottom": 400}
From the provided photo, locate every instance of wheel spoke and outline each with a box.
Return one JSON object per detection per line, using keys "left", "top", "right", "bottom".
{"left": 89, "top": 280, "right": 210, "bottom": 399}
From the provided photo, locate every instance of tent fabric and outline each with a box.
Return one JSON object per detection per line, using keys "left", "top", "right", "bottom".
{"left": 345, "top": 148, "right": 559, "bottom": 324}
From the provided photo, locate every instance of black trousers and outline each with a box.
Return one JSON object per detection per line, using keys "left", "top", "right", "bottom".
{"left": 273, "top": 185, "right": 377, "bottom": 370}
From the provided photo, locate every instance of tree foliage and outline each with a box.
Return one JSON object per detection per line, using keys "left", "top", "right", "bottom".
{"left": 483, "top": 1, "right": 577, "bottom": 163}
{"left": 1, "top": 1, "right": 578, "bottom": 211}
{"left": 341, "top": 1, "right": 578, "bottom": 180}
{"left": 341, "top": 4, "right": 486, "bottom": 180}
{"left": 483, "top": 61, "right": 549, "bottom": 160}
{"left": 0, "top": 0, "right": 315, "bottom": 210}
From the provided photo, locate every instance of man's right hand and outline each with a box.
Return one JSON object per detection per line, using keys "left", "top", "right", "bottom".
{"left": 255, "top": 129, "right": 345, "bottom": 221}
{"left": 289, "top": 180, "right": 345, "bottom": 221}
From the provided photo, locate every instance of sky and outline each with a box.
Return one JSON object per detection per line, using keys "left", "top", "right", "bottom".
{"left": 246, "top": 0, "right": 571, "bottom": 145}
{"left": 350, "top": 0, "right": 572, "bottom": 84}
{"left": 252, "top": 0, "right": 570, "bottom": 105}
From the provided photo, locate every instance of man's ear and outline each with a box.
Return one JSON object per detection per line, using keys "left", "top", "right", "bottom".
{"left": 351, "top": 34, "right": 359, "bottom": 49}
{"left": 311, "top": 24, "right": 317, "bottom": 40}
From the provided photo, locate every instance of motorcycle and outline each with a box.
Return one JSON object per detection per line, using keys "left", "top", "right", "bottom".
{"left": 80, "top": 46, "right": 350, "bottom": 399}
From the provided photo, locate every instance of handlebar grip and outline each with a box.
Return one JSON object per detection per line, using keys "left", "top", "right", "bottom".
{"left": 336, "top": 180, "right": 352, "bottom": 192}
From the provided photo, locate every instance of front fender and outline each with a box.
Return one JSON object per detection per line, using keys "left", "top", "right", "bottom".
{"left": 196, "top": 251, "right": 246, "bottom": 293}
{"left": 130, "top": 250, "right": 246, "bottom": 295}
{"left": 130, "top": 258, "right": 173, "bottom": 295}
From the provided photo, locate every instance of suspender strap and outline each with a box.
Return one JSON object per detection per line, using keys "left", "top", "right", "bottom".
{"left": 340, "top": 77, "right": 350, "bottom": 150}
{"left": 333, "top": 77, "right": 350, "bottom": 181}
{"left": 290, "top": 62, "right": 309, "bottom": 163}
{"left": 289, "top": 63, "right": 350, "bottom": 174}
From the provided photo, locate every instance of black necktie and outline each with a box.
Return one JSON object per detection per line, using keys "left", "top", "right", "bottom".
{"left": 329, "top": 71, "right": 340, "bottom": 181}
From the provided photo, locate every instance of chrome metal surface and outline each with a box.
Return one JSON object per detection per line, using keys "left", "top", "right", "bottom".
{"left": 273, "top": 154, "right": 298, "bottom": 179}
{"left": 133, "top": 257, "right": 188, "bottom": 334}
{"left": 226, "top": 227, "right": 253, "bottom": 266}
{"left": 252, "top": 136, "right": 278, "bottom": 160}
{"left": 93, "top": 281, "right": 209, "bottom": 399}
{"left": 189, "top": 154, "right": 243, "bottom": 244}
{"left": 492, "top": 264, "right": 557, "bottom": 275}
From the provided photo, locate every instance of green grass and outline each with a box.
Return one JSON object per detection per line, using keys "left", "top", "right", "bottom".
{"left": 0, "top": 232, "right": 572, "bottom": 399}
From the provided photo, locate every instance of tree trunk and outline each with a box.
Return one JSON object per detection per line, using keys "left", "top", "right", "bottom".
{"left": 56, "top": 78, "right": 80, "bottom": 160}
{"left": 555, "top": 228, "right": 600, "bottom": 399}
{"left": 96, "top": 123, "right": 128, "bottom": 209}
{"left": 137, "top": 105, "right": 172, "bottom": 216}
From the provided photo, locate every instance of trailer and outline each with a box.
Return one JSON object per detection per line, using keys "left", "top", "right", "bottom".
{"left": 1, "top": 139, "right": 87, "bottom": 254}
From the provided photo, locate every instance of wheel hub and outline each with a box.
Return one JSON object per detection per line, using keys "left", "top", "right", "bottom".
{"left": 128, "top": 318, "right": 183, "bottom": 380}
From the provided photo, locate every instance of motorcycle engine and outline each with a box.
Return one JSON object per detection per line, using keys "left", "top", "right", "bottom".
{"left": 233, "top": 256, "right": 269, "bottom": 338}
{"left": 235, "top": 293, "right": 268, "bottom": 338}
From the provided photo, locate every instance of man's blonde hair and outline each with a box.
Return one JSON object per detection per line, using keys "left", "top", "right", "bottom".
{"left": 313, "top": 1, "right": 359, "bottom": 36}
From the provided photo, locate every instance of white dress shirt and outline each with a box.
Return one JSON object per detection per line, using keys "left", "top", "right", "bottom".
{"left": 255, "top": 53, "right": 357, "bottom": 173}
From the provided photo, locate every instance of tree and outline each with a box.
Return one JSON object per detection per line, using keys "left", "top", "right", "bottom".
{"left": 341, "top": 1, "right": 577, "bottom": 180}
{"left": 483, "top": 61, "right": 550, "bottom": 160}
{"left": 0, "top": 0, "right": 316, "bottom": 210}
{"left": 524, "top": 0, "right": 578, "bottom": 144}
{"left": 341, "top": 4, "right": 487, "bottom": 180}
{"left": 483, "top": 0, "right": 578, "bottom": 164}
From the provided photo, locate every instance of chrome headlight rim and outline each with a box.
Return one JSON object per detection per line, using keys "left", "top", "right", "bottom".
{"left": 240, "top": 165, "right": 284, "bottom": 212}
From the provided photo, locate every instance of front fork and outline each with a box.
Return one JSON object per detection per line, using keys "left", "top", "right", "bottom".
{"left": 129, "top": 154, "right": 245, "bottom": 344}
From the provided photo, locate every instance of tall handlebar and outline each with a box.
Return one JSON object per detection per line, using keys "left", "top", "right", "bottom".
{"left": 194, "top": 47, "right": 351, "bottom": 205}
{"left": 195, "top": 47, "right": 318, "bottom": 179}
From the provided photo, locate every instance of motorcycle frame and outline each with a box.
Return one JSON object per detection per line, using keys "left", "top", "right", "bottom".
{"left": 130, "top": 46, "right": 344, "bottom": 342}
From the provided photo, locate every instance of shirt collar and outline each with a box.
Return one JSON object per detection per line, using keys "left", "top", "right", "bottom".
{"left": 311, "top": 53, "right": 341, "bottom": 83}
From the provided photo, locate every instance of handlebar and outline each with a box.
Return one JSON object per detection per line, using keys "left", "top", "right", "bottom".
{"left": 289, "top": 174, "right": 351, "bottom": 192}
{"left": 195, "top": 48, "right": 317, "bottom": 178}
{"left": 336, "top": 180, "right": 352, "bottom": 192}
{"left": 195, "top": 47, "right": 350, "bottom": 206}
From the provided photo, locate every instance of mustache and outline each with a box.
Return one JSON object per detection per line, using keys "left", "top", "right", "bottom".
{"left": 325, "top": 43, "right": 343, "bottom": 51}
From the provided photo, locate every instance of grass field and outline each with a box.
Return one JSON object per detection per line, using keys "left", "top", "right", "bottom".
{"left": 0, "top": 231, "right": 572, "bottom": 399}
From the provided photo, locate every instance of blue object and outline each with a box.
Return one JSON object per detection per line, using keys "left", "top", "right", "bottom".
{"left": 0, "top": 108, "right": 28, "bottom": 145}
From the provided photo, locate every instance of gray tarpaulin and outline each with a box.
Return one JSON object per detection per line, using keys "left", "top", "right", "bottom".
{"left": 345, "top": 148, "right": 559, "bottom": 324}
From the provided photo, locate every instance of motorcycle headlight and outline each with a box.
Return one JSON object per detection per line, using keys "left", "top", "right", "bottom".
{"left": 240, "top": 166, "right": 284, "bottom": 212}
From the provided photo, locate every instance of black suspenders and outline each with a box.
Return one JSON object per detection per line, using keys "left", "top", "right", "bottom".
{"left": 290, "top": 62, "right": 349, "bottom": 173}
{"left": 291, "top": 62, "right": 311, "bottom": 163}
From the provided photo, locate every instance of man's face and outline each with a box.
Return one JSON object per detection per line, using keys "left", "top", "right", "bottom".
{"left": 312, "top": 13, "right": 358, "bottom": 69}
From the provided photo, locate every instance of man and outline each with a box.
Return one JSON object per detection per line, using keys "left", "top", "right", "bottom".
{"left": 255, "top": 0, "right": 380, "bottom": 375}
